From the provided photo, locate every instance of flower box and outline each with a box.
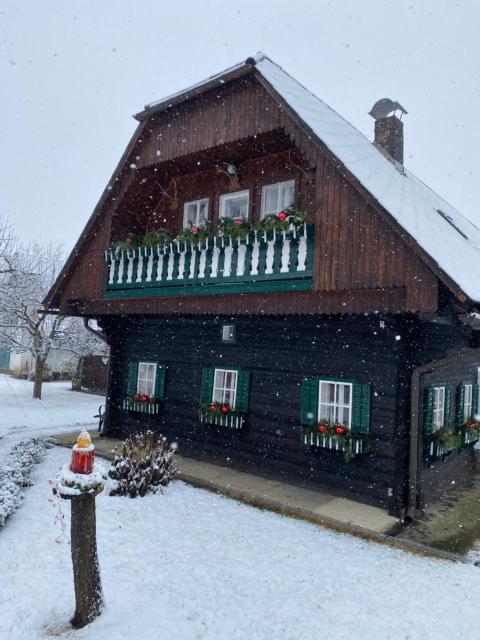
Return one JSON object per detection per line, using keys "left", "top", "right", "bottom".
{"left": 122, "top": 398, "right": 161, "bottom": 414}
{"left": 199, "top": 412, "right": 245, "bottom": 429}
{"left": 302, "top": 425, "right": 367, "bottom": 462}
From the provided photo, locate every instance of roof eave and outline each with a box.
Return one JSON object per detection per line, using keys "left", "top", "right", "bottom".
{"left": 134, "top": 64, "right": 254, "bottom": 121}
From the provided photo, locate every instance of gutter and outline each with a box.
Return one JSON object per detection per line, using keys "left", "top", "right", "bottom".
{"left": 407, "top": 345, "right": 480, "bottom": 520}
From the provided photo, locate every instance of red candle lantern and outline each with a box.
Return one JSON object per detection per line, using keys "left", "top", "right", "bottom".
{"left": 70, "top": 430, "right": 95, "bottom": 474}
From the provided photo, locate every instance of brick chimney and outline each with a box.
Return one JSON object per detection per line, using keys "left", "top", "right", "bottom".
{"left": 374, "top": 115, "right": 404, "bottom": 164}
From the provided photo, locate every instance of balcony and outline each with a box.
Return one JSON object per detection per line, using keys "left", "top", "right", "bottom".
{"left": 104, "top": 224, "right": 314, "bottom": 298}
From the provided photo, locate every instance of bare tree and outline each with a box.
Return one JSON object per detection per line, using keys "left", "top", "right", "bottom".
{"left": 0, "top": 216, "right": 19, "bottom": 278}
{"left": 0, "top": 242, "right": 66, "bottom": 398}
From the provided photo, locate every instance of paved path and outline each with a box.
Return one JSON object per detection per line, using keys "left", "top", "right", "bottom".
{"left": 54, "top": 431, "right": 400, "bottom": 534}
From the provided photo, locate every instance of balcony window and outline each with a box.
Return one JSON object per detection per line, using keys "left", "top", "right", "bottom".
{"left": 183, "top": 199, "right": 209, "bottom": 228}
{"left": 219, "top": 190, "right": 249, "bottom": 220}
{"left": 261, "top": 180, "right": 295, "bottom": 219}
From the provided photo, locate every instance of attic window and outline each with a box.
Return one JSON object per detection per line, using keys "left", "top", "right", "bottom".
{"left": 436, "top": 209, "right": 468, "bottom": 240}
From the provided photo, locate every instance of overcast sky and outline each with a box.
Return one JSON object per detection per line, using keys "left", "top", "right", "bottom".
{"left": 1, "top": 0, "right": 479, "bottom": 254}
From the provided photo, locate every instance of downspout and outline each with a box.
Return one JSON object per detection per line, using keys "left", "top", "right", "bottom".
{"left": 407, "top": 346, "right": 480, "bottom": 520}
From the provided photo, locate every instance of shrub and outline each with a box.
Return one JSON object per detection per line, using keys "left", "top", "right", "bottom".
{"left": 108, "top": 431, "right": 177, "bottom": 498}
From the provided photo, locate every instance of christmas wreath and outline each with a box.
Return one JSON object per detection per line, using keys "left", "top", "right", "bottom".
{"left": 217, "top": 216, "right": 252, "bottom": 240}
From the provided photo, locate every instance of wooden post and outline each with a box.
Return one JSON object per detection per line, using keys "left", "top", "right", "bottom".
{"left": 70, "top": 493, "right": 104, "bottom": 628}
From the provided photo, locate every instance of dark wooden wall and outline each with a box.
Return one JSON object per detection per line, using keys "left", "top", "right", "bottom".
{"left": 103, "top": 313, "right": 413, "bottom": 513}
{"left": 416, "top": 343, "right": 480, "bottom": 507}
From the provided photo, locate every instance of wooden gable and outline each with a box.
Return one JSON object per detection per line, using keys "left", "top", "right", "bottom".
{"left": 47, "top": 72, "right": 441, "bottom": 317}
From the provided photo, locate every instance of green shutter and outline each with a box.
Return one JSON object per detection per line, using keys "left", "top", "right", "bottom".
{"left": 456, "top": 384, "right": 466, "bottom": 427}
{"left": 473, "top": 385, "right": 479, "bottom": 418}
{"left": 444, "top": 386, "right": 452, "bottom": 427}
{"left": 154, "top": 365, "right": 166, "bottom": 399}
{"left": 235, "top": 370, "right": 250, "bottom": 413}
{"left": 127, "top": 362, "right": 139, "bottom": 395}
{"left": 351, "top": 383, "right": 371, "bottom": 434}
{"left": 300, "top": 378, "right": 319, "bottom": 426}
{"left": 424, "top": 386, "right": 435, "bottom": 436}
{"left": 200, "top": 368, "right": 215, "bottom": 404}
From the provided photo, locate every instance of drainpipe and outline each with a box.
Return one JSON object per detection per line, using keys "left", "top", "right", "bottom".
{"left": 407, "top": 346, "right": 480, "bottom": 520}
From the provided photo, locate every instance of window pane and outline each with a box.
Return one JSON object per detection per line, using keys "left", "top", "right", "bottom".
{"left": 184, "top": 203, "right": 195, "bottom": 226}
{"left": 320, "top": 382, "right": 335, "bottom": 404}
{"left": 280, "top": 182, "right": 295, "bottom": 209}
{"left": 263, "top": 186, "right": 279, "bottom": 215}
{"left": 197, "top": 201, "right": 208, "bottom": 224}
{"left": 222, "top": 193, "right": 248, "bottom": 219}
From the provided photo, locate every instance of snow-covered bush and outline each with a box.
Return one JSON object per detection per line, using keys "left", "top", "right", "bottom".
{"left": 0, "top": 438, "right": 52, "bottom": 526}
{"left": 108, "top": 431, "right": 177, "bottom": 498}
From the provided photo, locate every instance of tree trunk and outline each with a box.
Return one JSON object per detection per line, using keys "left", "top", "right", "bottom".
{"left": 32, "top": 357, "right": 45, "bottom": 399}
{"left": 70, "top": 494, "right": 104, "bottom": 628}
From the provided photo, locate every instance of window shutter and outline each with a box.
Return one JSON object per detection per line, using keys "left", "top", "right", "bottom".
{"left": 351, "top": 383, "right": 371, "bottom": 434}
{"left": 300, "top": 378, "right": 319, "bottom": 426}
{"left": 456, "top": 384, "right": 466, "bottom": 427}
{"left": 424, "top": 387, "right": 435, "bottom": 436}
{"left": 235, "top": 370, "right": 250, "bottom": 413}
{"left": 444, "top": 386, "right": 452, "bottom": 427}
{"left": 200, "top": 368, "right": 215, "bottom": 404}
{"left": 473, "top": 384, "right": 479, "bottom": 418}
{"left": 127, "top": 362, "right": 139, "bottom": 395}
{"left": 154, "top": 365, "right": 166, "bottom": 399}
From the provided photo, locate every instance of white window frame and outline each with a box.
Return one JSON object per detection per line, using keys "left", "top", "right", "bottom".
{"left": 221, "top": 324, "right": 236, "bottom": 343}
{"left": 219, "top": 190, "right": 250, "bottom": 220}
{"left": 212, "top": 368, "right": 238, "bottom": 407}
{"left": 432, "top": 386, "right": 446, "bottom": 430}
{"left": 260, "top": 180, "right": 295, "bottom": 219}
{"left": 137, "top": 362, "right": 157, "bottom": 397}
{"left": 463, "top": 384, "right": 473, "bottom": 422}
{"left": 183, "top": 198, "right": 209, "bottom": 228}
{"left": 318, "top": 380, "right": 353, "bottom": 428}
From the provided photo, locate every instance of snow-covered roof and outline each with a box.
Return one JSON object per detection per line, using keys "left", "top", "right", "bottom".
{"left": 143, "top": 52, "right": 480, "bottom": 302}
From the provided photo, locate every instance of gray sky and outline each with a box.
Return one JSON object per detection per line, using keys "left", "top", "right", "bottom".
{"left": 1, "top": 0, "right": 479, "bottom": 254}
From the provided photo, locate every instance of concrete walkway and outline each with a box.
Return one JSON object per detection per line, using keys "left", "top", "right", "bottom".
{"left": 54, "top": 431, "right": 400, "bottom": 534}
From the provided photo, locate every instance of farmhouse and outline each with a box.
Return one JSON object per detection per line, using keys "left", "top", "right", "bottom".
{"left": 44, "top": 53, "right": 480, "bottom": 518}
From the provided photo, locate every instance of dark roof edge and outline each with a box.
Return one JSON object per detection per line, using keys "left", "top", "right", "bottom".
{"left": 134, "top": 58, "right": 258, "bottom": 121}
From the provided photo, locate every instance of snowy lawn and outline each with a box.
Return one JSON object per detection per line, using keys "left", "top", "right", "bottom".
{"left": 0, "top": 447, "right": 478, "bottom": 640}
{"left": 0, "top": 374, "right": 103, "bottom": 454}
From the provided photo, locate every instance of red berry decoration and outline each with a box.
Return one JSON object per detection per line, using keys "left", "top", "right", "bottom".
{"left": 468, "top": 422, "right": 477, "bottom": 430}
{"left": 221, "top": 405, "right": 230, "bottom": 414}
{"left": 335, "top": 426, "right": 347, "bottom": 435}
{"left": 191, "top": 226, "right": 200, "bottom": 234}
{"left": 125, "top": 237, "right": 133, "bottom": 244}
{"left": 233, "top": 218, "right": 243, "bottom": 225}
{"left": 209, "top": 404, "right": 217, "bottom": 412}
{"left": 318, "top": 424, "right": 328, "bottom": 433}
{"left": 277, "top": 211, "right": 288, "bottom": 221}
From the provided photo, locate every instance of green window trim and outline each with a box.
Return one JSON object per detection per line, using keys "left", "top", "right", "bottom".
{"left": 200, "top": 366, "right": 250, "bottom": 413}
{"left": 127, "top": 361, "right": 166, "bottom": 400}
{"left": 300, "top": 376, "right": 371, "bottom": 435}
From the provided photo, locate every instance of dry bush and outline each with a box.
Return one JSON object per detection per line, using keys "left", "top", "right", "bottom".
{"left": 108, "top": 431, "right": 177, "bottom": 498}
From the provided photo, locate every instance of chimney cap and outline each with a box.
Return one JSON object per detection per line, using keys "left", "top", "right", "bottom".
{"left": 369, "top": 98, "right": 408, "bottom": 120}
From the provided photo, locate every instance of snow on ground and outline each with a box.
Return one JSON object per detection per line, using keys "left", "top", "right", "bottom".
{"left": 0, "top": 446, "right": 478, "bottom": 640}
{"left": 0, "top": 374, "right": 103, "bottom": 455}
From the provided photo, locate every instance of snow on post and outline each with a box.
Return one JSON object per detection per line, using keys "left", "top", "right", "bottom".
{"left": 54, "top": 430, "right": 106, "bottom": 629}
